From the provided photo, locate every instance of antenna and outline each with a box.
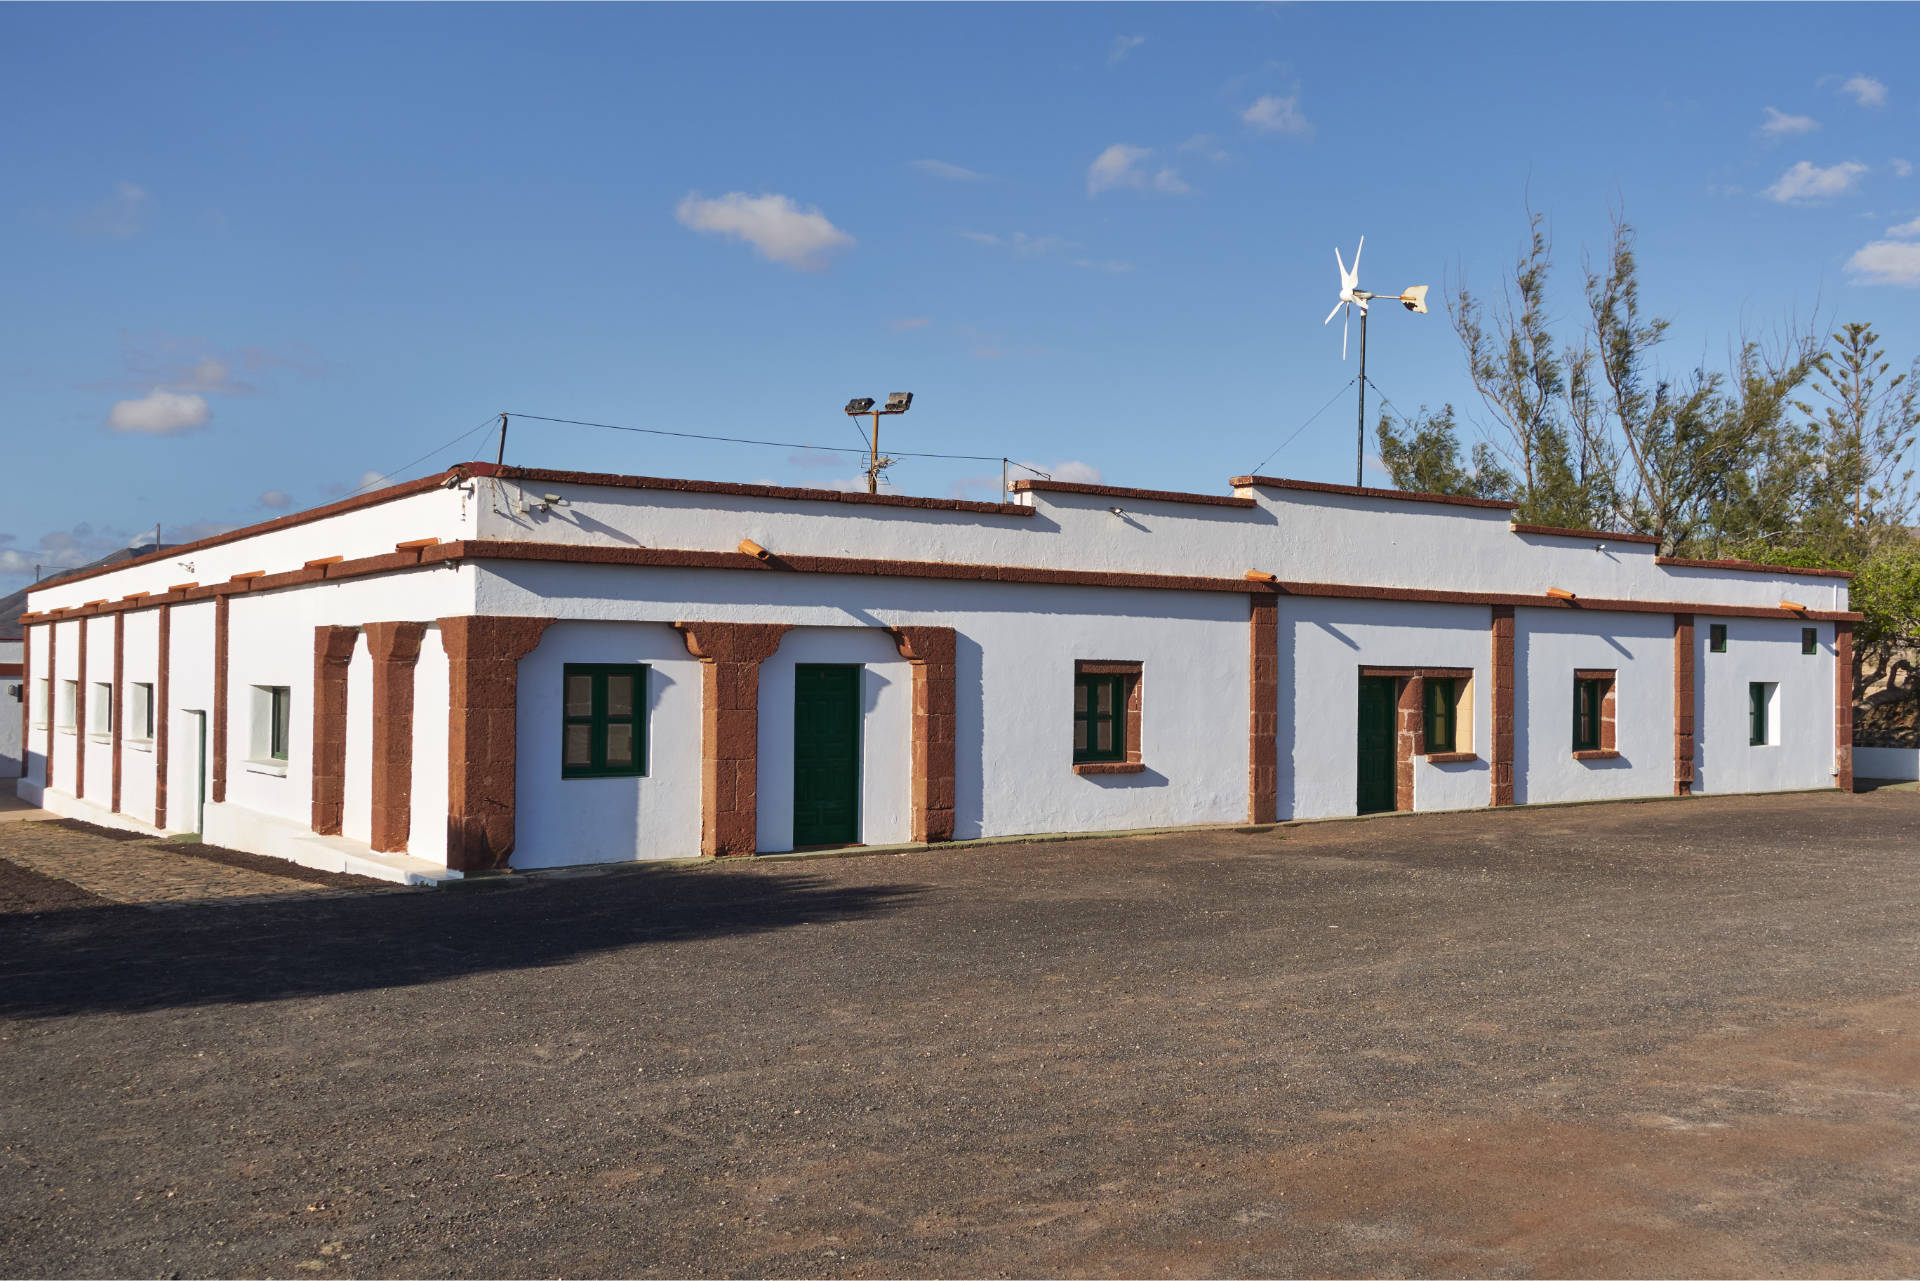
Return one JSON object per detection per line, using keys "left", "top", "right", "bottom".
{"left": 1321, "top": 236, "right": 1429, "bottom": 485}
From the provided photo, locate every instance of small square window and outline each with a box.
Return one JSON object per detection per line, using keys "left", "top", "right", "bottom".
{"left": 129, "top": 682, "right": 155, "bottom": 740}
{"left": 1709, "top": 623, "right": 1728, "bottom": 653}
{"left": 250, "top": 685, "right": 292, "bottom": 762}
{"left": 1802, "top": 627, "right": 1818, "bottom": 656}
{"left": 561, "top": 664, "right": 648, "bottom": 778}
{"left": 89, "top": 682, "right": 113, "bottom": 740}
{"left": 59, "top": 680, "right": 78, "bottom": 730}
{"left": 1074, "top": 673, "right": 1127, "bottom": 762}
{"left": 1574, "top": 677, "right": 1607, "bottom": 751}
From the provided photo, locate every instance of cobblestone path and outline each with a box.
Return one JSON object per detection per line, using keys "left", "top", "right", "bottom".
{"left": 0, "top": 818, "right": 388, "bottom": 906}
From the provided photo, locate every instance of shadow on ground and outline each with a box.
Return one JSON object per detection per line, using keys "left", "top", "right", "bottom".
{"left": 0, "top": 866, "right": 921, "bottom": 1019}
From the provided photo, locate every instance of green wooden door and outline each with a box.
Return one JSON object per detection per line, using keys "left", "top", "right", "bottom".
{"left": 794, "top": 664, "right": 861, "bottom": 846}
{"left": 1357, "top": 676, "right": 1398, "bottom": 815}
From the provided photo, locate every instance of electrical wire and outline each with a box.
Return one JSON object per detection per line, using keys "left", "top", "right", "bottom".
{"left": 1246, "top": 378, "right": 1357, "bottom": 476}
{"left": 501, "top": 411, "right": 1026, "bottom": 464}
{"left": 343, "top": 413, "right": 503, "bottom": 498}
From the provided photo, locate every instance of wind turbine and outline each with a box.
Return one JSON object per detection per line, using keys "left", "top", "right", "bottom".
{"left": 1322, "top": 236, "right": 1429, "bottom": 485}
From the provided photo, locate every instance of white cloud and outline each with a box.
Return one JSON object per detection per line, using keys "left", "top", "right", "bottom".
{"left": 1887, "top": 216, "right": 1920, "bottom": 238}
{"left": 1764, "top": 159, "right": 1869, "bottom": 203}
{"left": 1179, "top": 133, "right": 1231, "bottom": 164}
{"left": 1893, "top": 159, "right": 1914, "bottom": 178}
{"left": 107, "top": 389, "right": 210, "bottom": 435}
{"left": 960, "top": 230, "right": 1076, "bottom": 257}
{"left": 912, "top": 159, "right": 995, "bottom": 182}
{"left": 355, "top": 470, "right": 393, "bottom": 492}
{"left": 1758, "top": 106, "right": 1819, "bottom": 137}
{"left": 72, "top": 180, "right": 147, "bottom": 238}
{"left": 1020, "top": 460, "right": 1103, "bottom": 485}
{"left": 1847, "top": 240, "right": 1920, "bottom": 285}
{"left": 0, "top": 518, "right": 231, "bottom": 586}
{"left": 257, "top": 489, "right": 292, "bottom": 509}
{"left": 674, "top": 191, "right": 853, "bottom": 270}
{"left": 1108, "top": 34, "right": 1146, "bottom": 65}
{"left": 887, "top": 317, "right": 931, "bottom": 332}
{"left": 1840, "top": 74, "right": 1888, "bottom": 108}
{"left": 1072, "top": 258, "right": 1135, "bottom": 274}
{"left": 1242, "top": 91, "right": 1312, "bottom": 137}
{"left": 1086, "top": 144, "right": 1187, "bottom": 196}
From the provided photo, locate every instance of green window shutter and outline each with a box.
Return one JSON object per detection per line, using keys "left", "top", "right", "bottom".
{"left": 562, "top": 663, "right": 649, "bottom": 778}
{"left": 1802, "top": 627, "right": 1818, "bottom": 655}
{"left": 1073, "top": 673, "right": 1126, "bottom": 763}
{"left": 1710, "top": 623, "right": 1727, "bottom": 653}
{"left": 1749, "top": 682, "right": 1766, "bottom": 746}
{"left": 1423, "top": 678, "right": 1455, "bottom": 753}
{"left": 271, "top": 687, "right": 291, "bottom": 761}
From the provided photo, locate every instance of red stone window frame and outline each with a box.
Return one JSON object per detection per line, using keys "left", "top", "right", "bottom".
{"left": 1073, "top": 660, "right": 1144, "bottom": 775}
{"left": 1573, "top": 668, "right": 1619, "bottom": 760}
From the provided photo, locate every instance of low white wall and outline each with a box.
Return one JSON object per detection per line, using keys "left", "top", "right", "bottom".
{"left": 407, "top": 627, "right": 450, "bottom": 865}
{"left": 1854, "top": 746, "right": 1920, "bottom": 781}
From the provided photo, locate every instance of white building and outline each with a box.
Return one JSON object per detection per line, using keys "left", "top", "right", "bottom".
{"left": 14, "top": 463, "right": 1857, "bottom": 883}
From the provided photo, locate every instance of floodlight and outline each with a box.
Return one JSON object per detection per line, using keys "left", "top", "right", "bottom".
{"left": 883, "top": 392, "right": 913, "bottom": 414}
{"left": 845, "top": 397, "right": 876, "bottom": 415}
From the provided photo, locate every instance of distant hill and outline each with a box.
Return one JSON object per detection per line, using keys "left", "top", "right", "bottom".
{"left": 0, "top": 545, "right": 176, "bottom": 641}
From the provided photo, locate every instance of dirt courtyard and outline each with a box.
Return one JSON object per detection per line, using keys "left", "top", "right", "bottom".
{"left": 3, "top": 789, "right": 1919, "bottom": 1278}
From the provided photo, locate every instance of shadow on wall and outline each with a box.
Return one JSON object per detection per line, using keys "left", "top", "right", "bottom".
{"left": 0, "top": 867, "right": 923, "bottom": 1019}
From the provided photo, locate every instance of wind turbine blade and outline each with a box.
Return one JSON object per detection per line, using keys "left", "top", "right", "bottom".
{"left": 1334, "top": 247, "right": 1347, "bottom": 279}
{"left": 1352, "top": 235, "right": 1363, "bottom": 278}
{"left": 1341, "top": 308, "right": 1349, "bottom": 360}
{"left": 1323, "top": 299, "right": 1345, "bottom": 326}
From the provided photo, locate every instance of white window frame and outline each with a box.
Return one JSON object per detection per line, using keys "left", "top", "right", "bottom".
{"left": 248, "top": 684, "right": 293, "bottom": 774}
{"left": 89, "top": 682, "right": 114, "bottom": 742}
{"left": 128, "top": 681, "right": 156, "bottom": 747}
{"left": 58, "top": 679, "right": 78, "bottom": 733}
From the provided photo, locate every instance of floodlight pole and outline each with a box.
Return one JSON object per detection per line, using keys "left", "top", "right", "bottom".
{"left": 867, "top": 410, "right": 883, "bottom": 495}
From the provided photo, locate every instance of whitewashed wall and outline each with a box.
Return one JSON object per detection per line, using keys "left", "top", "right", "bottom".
{"left": 118, "top": 609, "right": 161, "bottom": 821}
{"left": 166, "top": 601, "right": 217, "bottom": 835}
{"left": 1514, "top": 608, "right": 1676, "bottom": 805}
{"left": 1280, "top": 598, "right": 1494, "bottom": 821}
{"left": 513, "top": 620, "right": 704, "bottom": 869}
{"left": 1694, "top": 617, "right": 1836, "bottom": 794}
{"left": 481, "top": 562, "right": 1251, "bottom": 853}
{"left": 471, "top": 474, "right": 1848, "bottom": 613}
{"left": 1, "top": 638, "right": 21, "bottom": 777}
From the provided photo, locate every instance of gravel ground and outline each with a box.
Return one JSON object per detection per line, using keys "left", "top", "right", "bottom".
{"left": 3, "top": 789, "right": 1919, "bottom": 1278}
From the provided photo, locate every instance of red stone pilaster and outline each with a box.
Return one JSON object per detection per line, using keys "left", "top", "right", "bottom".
{"left": 1835, "top": 620, "right": 1854, "bottom": 792}
{"left": 110, "top": 612, "right": 124, "bottom": 813}
{"left": 311, "top": 626, "right": 359, "bottom": 835}
{"left": 1673, "top": 613, "right": 1695, "bottom": 795}
{"left": 674, "top": 621, "right": 791, "bottom": 857}
{"left": 1395, "top": 675, "right": 1424, "bottom": 812}
{"left": 154, "top": 607, "right": 170, "bottom": 828}
{"left": 364, "top": 621, "right": 427, "bottom": 854}
{"left": 888, "top": 625, "right": 957, "bottom": 843}
{"left": 212, "top": 595, "right": 229, "bottom": 803}
{"left": 43, "top": 623, "right": 55, "bottom": 790}
{"left": 1490, "top": 605, "right": 1515, "bottom": 806}
{"left": 439, "top": 616, "right": 556, "bottom": 873}
{"left": 74, "top": 617, "right": 88, "bottom": 800}
{"left": 1249, "top": 596, "right": 1279, "bottom": 823}
{"left": 18, "top": 627, "right": 30, "bottom": 782}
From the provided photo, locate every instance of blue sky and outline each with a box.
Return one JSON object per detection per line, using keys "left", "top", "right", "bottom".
{"left": 4, "top": 3, "right": 1917, "bottom": 591}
